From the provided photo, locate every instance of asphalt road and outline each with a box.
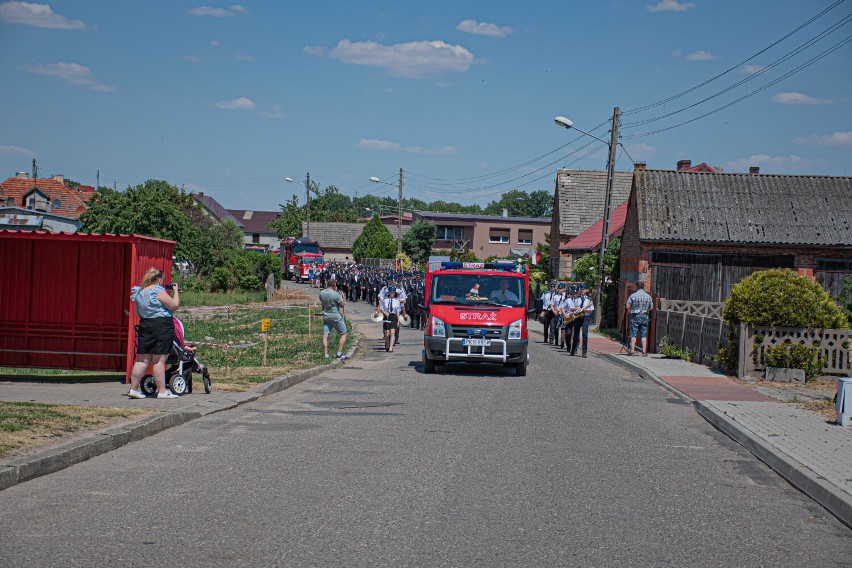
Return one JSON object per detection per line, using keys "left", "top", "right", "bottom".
{"left": 1, "top": 315, "right": 849, "bottom": 566}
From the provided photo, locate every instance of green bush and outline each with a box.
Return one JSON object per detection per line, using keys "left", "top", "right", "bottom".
{"left": 764, "top": 342, "right": 823, "bottom": 381}
{"left": 659, "top": 336, "right": 693, "bottom": 361}
{"left": 719, "top": 269, "right": 849, "bottom": 375}
{"left": 209, "top": 267, "right": 232, "bottom": 292}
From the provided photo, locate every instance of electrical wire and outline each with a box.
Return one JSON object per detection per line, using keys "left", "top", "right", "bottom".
{"left": 621, "top": 0, "right": 848, "bottom": 116}
{"left": 622, "top": 12, "right": 852, "bottom": 129}
{"left": 622, "top": 32, "right": 852, "bottom": 140}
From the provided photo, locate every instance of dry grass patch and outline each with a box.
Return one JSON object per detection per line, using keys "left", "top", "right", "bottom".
{"left": 0, "top": 402, "right": 155, "bottom": 459}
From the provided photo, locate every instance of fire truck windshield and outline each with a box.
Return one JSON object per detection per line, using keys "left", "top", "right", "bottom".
{"left": 293, "top": 244, "right": 319, "bottom": 254}
{"left": 431, "top": 274, "right": 525, "bottom": 307}
{"left": 301, "top": 256, "right": 322, "bottom": 265}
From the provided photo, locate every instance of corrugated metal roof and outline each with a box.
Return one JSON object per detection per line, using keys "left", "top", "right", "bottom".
{"left": 555, "top": 169, "right": 633, "bottom": 237}
{"left": 637, "top": 170, "right": 852, "bottom": 246}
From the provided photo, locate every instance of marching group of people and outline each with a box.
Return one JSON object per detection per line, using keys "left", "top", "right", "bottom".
{"left": 537, "top": 278, "right": 654, "bottom": 357}
{"left": 538, "top": 281, "right": 595, "bottom": 357}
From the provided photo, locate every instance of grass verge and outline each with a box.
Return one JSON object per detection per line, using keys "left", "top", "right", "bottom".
{"left": 0, "top": 402, "right": 155, "bottom": 459}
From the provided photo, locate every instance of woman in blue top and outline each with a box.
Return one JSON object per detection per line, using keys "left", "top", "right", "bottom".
{"left": 127, "top": 267, "right": 180, "bottom": 399}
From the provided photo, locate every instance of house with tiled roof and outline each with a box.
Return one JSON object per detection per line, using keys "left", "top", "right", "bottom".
{"left": 550, "top": 168, "right": 633, "bottom": 278}
{"left": 560, "top": 199, "right": 629, "bottom": 275}
{"left": 413, "top": 211, "right": 549, "bottom": 260}
{"left": 228, "top": 209, "right": 280, "bottom": 248}
{"left": 0, "top": 172, "right": 91, "bottom": 232}
{"left": 618, "top": 167, "right": 852, "bottom": 327}
{"left": 191, "top": 192, "right": 244, "bottom": 228}
{"left": 303, "top": 220, "right": 412, "bottom": 261}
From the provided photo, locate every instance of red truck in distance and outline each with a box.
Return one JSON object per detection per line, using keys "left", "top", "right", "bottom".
{"left": 280, "top": 238, "right": 323, "bottom": 283}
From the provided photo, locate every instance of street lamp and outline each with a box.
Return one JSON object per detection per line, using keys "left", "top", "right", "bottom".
{"left": 285, "top": 173, "right": 313, "bottom": 239}
{"left": 554, "top": 108, "right": 620, "bottom": 327}
{"left": 370, "top": 171, "right": 404, "bottom": 255}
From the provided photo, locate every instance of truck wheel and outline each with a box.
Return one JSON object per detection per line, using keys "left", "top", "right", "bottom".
{"left": 296, "top": 276, "right": 301, "bottom": 284}
{"left": 423, "top": 351, "right": 435, "bottom": 374}
{"left": 514, "top": 356, "right": 528, "bottom": 377}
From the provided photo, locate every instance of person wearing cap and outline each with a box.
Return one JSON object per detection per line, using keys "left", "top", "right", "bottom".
{"left": 577, "top": 283, "right": 595, "bottom": 357}
{"left": 375, "top": 286, "right": 402, "bottom": 352}
{"left": 553, "top": 282, "right": 568, "bottom": 347}
{"left": 625, "top": 279, "right": 653, "bottom": 356}
{"left": 379, "top": 276, "right": 407, "bottom": 345}
{"left": 539, "top": 282, "right": 558, "bottom": 344}
{"left": 562, "top": 285, "right": 585, "bottom": 355}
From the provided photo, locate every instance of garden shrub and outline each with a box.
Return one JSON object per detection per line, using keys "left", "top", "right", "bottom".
{"left": 764, "top": 342, "right": 823, "bottom": 381}
{"left": 718, "top": 269, "right": 849, "bottom": 375}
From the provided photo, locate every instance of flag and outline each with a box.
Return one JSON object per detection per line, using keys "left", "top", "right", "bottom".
{"left": 532, "top": 250, "right": 541, "bottom": 265}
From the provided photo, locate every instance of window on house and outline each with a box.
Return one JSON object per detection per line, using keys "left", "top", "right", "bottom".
{"left": 517, "top": 229, "right": 533, "bottom": 245}
{"left": 489, "top": 228, "right": 510, "bottom": 244}
{"left": 252, "top": 233, "right": 260, "bottom": 243}
{"left": 25, "top": 192, "right": 48, "bottom": 212}
{"left": 436, "top": 226, "right": 463, "bottom": 240}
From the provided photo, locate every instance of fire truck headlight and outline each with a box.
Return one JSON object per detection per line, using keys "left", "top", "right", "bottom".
{"left": 432, "top": 316, "right": 446, "bottom": 337}
{"left": 508, "top": 319, "right": 522, "bottom": 339}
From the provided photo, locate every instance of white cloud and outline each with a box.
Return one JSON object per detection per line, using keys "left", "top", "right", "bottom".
{"left": 724, "top": 154, "right": 819, "bottom": 172}
{"left": 358, "top": 138, "right": 401, "bottom": 151}
{"left": 183, "top": 54, "right": 201, "bottom": 62}
{"left": 0, "top": 1, "right": 85, "bottom": 29}
{"left": 189, "top": 5, "right": 247, "bottom": 17}
{"left": 405, "top": 145, "right": 457, "bottom": 155}
{"left": 793, "top": 131, "right": 852, "bottom": 147}
{"left": 626, "top": 143, "right": 657, "bottom": 157}
{"left": 316, "top": 39, "right": 476, "bottom": 78}
{"left": 456, "top": 19, "right": 512, "bottom": 37}
{"left": 741, "top": 64, "right": 767, "bottom": 74}
{"left": 210, "top": 97, "right": 255, "bottom": 110}
{"left": 232, "top": 52, "right": 254, "bottom": 61}
{"left": 684, "top": 51, "right": 716, "bottom": 61}
{"left": 303, "top": 46, "right": 326, "bottom": 57}
{"left": 0, "top": 144, "right": 36, "bottom": 156}
{"left": 259, "top": 105, "right": 286, "bottom": 120}
{"left": 21, "top": 62, "right": 116, "bottom": 92}
{"left": 771, "top": 91, "right": 831, "bottom": 105}
{"left": 210, "top": 40, "right": 221, "bottom": 47}
{"left": 647, "top": 0, "right": 694, "bottom": 12}
{"left": 358, "top": 138, "right": 456, "bottom": 155}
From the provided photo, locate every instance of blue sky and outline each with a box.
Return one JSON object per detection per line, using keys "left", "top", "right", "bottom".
{"left": 1, "top": 0, "right": 850, "bottom": 211}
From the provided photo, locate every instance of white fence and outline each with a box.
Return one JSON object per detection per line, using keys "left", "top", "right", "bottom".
{"left": 738, "top": 323, "right": 852, "bottom": 378}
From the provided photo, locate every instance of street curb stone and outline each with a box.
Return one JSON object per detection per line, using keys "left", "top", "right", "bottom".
{"left": 694, "top": 400, "right": 852, "bottom": 528}
{"left": 0, "top": 337, "right": 359, "bottom": 492}
{"left": 602, "top": 353, "right": 694, "bottom": 401}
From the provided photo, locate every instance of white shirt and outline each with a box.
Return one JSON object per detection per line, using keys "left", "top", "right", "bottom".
{"left": 379, "top": 286, "right": 407, "bottom": 302}
{"left": 489, "top": 288, "right": 519, "bottom": 302}
{"left": 541, "top": 290, "right": 556, "bottom": 310}
{"left": 381, "top": 297, "right": 402, "bottom": 315}
{"left": 579, "top": 294, "right": 595, "bottom": 314}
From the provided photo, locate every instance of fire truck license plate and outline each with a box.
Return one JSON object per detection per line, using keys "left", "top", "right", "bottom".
{"left": 462, "top": 338, "right": 491, "bottom": 347}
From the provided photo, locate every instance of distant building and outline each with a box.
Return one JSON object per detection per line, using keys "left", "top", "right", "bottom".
{"left": 228, "top": 209, "right": 280, "bottom": 248}
{"left": 412, "top": 210, "right": 549, "bottom": 260}
{"left": 0, "top": 172, "right": 92, "bottom": 233}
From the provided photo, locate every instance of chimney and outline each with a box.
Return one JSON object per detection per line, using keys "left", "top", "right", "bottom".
{"left": 749, "top": 166, "right": 760, "bottom": 175}
{"left": 501, "top": 208, "right": 508, "bottom": 218}
{"left": 51, "top": 174, "right": 64, "bottom": 183}
{"left": 197, "top": 192, "right": 204, "bottom": 197}
{"left": 676, "top": 159, "right": 691, "bottom": 171}
{"left": 634, "top": 162, "right": 646, "bottom": 171}
{"left": 15, "top": 171, "right": 29, "bottom": 179}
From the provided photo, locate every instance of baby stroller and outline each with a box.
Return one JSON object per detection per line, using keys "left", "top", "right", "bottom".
{"left": 140, "top": 318, "right": 212, "bottom": 396}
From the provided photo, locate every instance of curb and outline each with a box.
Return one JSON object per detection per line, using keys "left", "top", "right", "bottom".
{"left": 694, "top": 400, "right": 852, "bottom": 529}
{"left": 601, "top": 351, "right": 852, "bottom": 529}
{"left": 0, "top": 337, "right": 359, "bottom": 492}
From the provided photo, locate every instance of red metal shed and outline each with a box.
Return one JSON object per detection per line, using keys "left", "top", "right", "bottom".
{"left": 0, "top": 230, "right": 174, "bottom": 380}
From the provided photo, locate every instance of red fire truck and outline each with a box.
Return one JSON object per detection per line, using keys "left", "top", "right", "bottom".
{"left": 280, "top": 238, "right": 323, "bottom": 283}
{"left": 422, "top": 261, "right": 531, "bottom": 376}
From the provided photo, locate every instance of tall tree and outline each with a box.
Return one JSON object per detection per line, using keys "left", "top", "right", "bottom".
{"left": 484, "top": 189, "right": 552, "bottom": 218}
{"left": 401, "top": 221, "right": 437, "bottom": 264}
{"left": 352, "top": 216, "right": 397, "bottom": 260}
{"left": 267, "top": 195, "right": 305, "bottom": 239}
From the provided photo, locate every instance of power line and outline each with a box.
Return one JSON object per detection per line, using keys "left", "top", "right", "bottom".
{"left": 621, "top": 0, "right": 848, "bottom": 116}
{"left": 622, "top": 33, "right": 852, "bottom": 140}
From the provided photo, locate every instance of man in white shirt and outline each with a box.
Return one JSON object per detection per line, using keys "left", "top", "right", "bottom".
{"left": 489, "top": 278, "right": 519, "bottom": 304}
{"left": 379, "top": 276, "right": 407, "bottom": 345}
{"left": 578, "top": 283, "right": 595, "bottom": 357}
{"left": 539, "top": 282, "right": 557, "bottom": 343}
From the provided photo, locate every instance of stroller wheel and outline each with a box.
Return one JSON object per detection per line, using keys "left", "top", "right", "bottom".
{"left": 170, "top": 375, "right": 188, "bottom": 395}
{"left": 202, "top": 368, "right": 212, "bottom": 394}
{"left": 140, "top": 374, "right": 157, "bottom": 397}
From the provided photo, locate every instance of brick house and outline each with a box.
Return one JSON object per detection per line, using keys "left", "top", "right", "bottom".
{"left": 228, "top": 209, "right": 280, "bottom": 248}
{"left": 618, "top": 166, "right": 852, "bottom": 327}
{"left": 559, "top": 199, "right": 629, "bottom": 277}
{"left": 0, "top": 172, "right": 92, "bottom": 232}
{"left": 302, "top": 219, "right": 411, "bottom": 262}
{"left": 550, "top": 169, "right": 633, "bottom": 278}
{"left": 412, "top": 211, "right": 550, "bottom": 260}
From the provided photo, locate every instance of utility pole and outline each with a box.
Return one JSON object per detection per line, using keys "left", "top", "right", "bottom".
{"left": 397, "top": 168, "right": 403, "bottom": 255}
{"left": 305, "top": 171, "right": 311, "bottom": 240}
{"left": 594, "top": 107, "right": 620, "bottom": 327}
{"left": 96, "top": 170, "right": 100, "bottom": 192}
{"left": 32, "top": 159, "right": 38, "bottom": 180}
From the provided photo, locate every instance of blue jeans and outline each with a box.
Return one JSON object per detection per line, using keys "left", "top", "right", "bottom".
{"left": 629, "top": 313, "right": 649, "bottom": 338}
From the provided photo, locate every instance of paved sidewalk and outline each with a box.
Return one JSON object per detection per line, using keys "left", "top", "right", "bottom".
{"left": 588, "top": 331, "right": 852, "bottom": 528}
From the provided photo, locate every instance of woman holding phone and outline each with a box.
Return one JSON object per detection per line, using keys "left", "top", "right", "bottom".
{"left": 127, "top": 267, "right": 180, "bottom": 399}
